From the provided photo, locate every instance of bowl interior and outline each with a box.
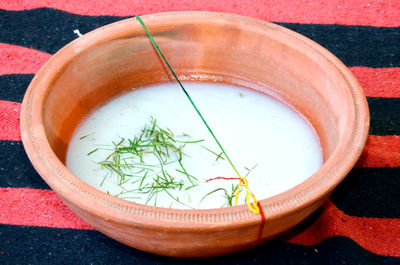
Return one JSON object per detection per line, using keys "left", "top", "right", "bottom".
{"left": 43, "top": 17, "right": 353, "bottom": 167}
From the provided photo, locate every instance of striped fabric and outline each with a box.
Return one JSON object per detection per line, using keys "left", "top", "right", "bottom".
{"left": 0, "top": 1, "right": 399, "bottom": 264}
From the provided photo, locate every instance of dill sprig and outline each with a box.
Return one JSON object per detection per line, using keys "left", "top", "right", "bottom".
{"left": 90, "top": 117, "right": 203, "bottom": 207}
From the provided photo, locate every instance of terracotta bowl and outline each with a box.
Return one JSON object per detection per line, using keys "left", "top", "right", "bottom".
{"left": 20, "top": 12, "right": 369, "bottom": 257}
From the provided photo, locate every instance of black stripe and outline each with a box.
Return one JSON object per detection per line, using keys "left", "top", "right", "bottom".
{"left": 0, "top": 8, "right": 399, "bottom": 67}
{"left": 0, "top": 74, "right": 33, "bottom": 102}
{"left": 278, "top": 23, "right": 400, "bottom": 67}
{"left": 368, "top": 97, "right": 400, "bottom": 135}
{"left": 0, "top": 225, "right": 398, "bottom": 265}
{"left": 331, "top": 167, "right": 400, "bottom": 218}
{"left": 0, "top": 8, "right": 127, "bottom": 54}
{"left": 0, "top": 141, "right": 49, "bottom": 189}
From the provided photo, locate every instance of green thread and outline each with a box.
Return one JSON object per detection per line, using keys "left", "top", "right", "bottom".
{"left": 136, "top": 16, "right": 243, "bottom": 181}
{"left": 136, "top": 16, "right": 260, "bottom": 214}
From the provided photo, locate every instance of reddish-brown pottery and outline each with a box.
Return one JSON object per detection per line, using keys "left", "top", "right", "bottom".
{"left": 20, "top": 12, "right": 369, "bottom": 257}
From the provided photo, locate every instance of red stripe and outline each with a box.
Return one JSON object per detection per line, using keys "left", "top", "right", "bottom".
{"left": 350, "top": 67, "right": 400, "bottom": 98}
{"left": 0, "top": 43, "right": 51, "bottom": 75}
{"left": 0, "top": 100, "right": 21, "bottom": 141}
{"left": 357, "top": 135, "right": 400, "bottom": 168}
{"left": 1, "top": 46, "right": 398, "bottom": 99}
{"left": 282, "top": 199, "right": 400, "bottom": 257}
{"left": 0, "top": 187, "right": 93, "bottom": 230}
{"left": 1, "top": 188, "right": 399, "bottom": 256}
{"left": 1, "top": 0, "right": 399, "bottom": 27}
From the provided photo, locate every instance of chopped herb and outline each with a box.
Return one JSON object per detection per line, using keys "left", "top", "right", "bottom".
{"left": 92, "top": 118, "right": 203, "bottom": 207}
{"left": 87, "top": 148, "right": 99, "bottom": 156}
{"left": 79, "top": 132, "right": 95, "bottom": 140}
{"left": 201, "top": 145, "right": 225, "bottom": 161}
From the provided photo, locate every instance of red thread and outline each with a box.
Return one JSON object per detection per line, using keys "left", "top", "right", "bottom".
{"left": 205, "top": 177, "right": 265, "bottom": 244}
{"left": 205, "top": 176, "right": 241, "bottom": 183}
{"left": 256, "top": 201, "right": 266, "bottom": 245}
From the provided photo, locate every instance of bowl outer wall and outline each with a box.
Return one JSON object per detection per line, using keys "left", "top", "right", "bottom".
{"left": 20, "top": 11, "right": 369, "bottom": 257}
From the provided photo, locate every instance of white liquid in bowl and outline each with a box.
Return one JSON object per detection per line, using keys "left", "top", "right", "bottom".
{"left": 66, "top": 82, "right": 323, "bottom": 209}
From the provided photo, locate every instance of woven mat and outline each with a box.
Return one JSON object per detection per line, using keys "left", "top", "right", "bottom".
{"left": 1, "top": 1, "right": 399, "bottom": 264}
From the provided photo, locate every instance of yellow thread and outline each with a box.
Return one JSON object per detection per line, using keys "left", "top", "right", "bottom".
{"left": 229, "top": 160, "right": 259, "bottom": 214}
{"left": 234, "top": 177, "right": 260, "bottom": 214}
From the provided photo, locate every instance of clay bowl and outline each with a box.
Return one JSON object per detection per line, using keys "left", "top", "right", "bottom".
{"left": 20, "top": 12, "right": 369, "bottom": 257}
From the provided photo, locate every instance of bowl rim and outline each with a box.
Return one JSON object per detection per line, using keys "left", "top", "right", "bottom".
{"left": 20, "top": 11, "right": 369, "bottom": 230}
